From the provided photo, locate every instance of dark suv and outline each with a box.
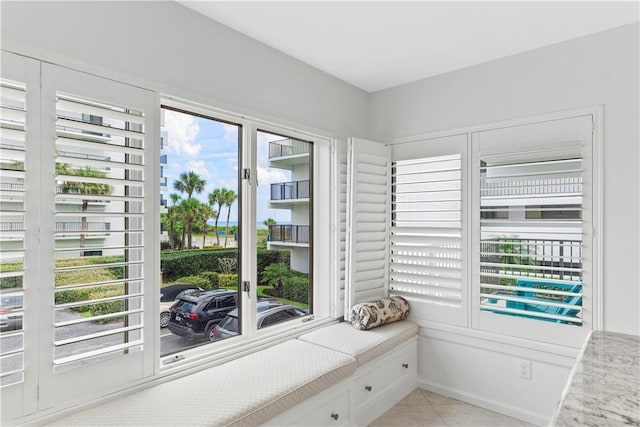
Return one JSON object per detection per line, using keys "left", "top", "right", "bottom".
{"left": 168, "top": 290, "right": 238, "bottom": 338}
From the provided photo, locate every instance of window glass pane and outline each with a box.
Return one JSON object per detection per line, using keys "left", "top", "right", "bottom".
{"left": 159, "top": 107, "right": 240, "bottom": 354}
{"left": 255, "top": 131, "right": 311, "bottom": 324}
{"left": 479, "top": 154, "right": 584, "bottom": 325}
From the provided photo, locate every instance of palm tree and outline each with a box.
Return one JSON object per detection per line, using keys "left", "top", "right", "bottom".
{"left": 208, "top": 188, "right": 225, "bottom": 246}
{"left": 197, "top": 204, "right": 215, "bottom": 249}
{"left": 222, "top": 189, "right": 237, "bottom": 247}
{"left": 167, "top": 193, "right": 181, "bottom": 249}
{"left": 178, "top": 198, "right": 200, "bottom": 249}
{"left": 263, "top": 218, "right": 277, "bottom": 227}
{"left": 173, "top": 171, "right": 205, "bottom": 247}
{"left": 57, "top": 165, "right": 113, "bottom": 253}
{"left": 173, "top": 171, "right": 205, "bottom": 199}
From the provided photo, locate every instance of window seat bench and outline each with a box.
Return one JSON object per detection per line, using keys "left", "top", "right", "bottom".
{"left": 47, "top": 321, "right": 418, "bottom": 427}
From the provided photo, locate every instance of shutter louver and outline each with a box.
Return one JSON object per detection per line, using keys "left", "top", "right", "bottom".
{"left": 345, "top": 138, "right": 389, "bottom": 315}
{"left": 0, "top": 79, "right": 27, "bottom": 387}
{"left": 53, "top": 92, "right": 146, "bottom": 369}
{"left": 390, "top": 154, "right": 463, "bottom": 309}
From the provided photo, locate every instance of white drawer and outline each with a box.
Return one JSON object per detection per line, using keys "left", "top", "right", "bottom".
{"left": 353, "top": 340, "right": 418, "bottom": 409}
{"left": 289, "top": 388, "right": 351, "bottom": 427}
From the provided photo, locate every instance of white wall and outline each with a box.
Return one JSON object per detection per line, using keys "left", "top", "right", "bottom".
{"left": 372, "top": 22, "right": 640, "bottom": 336}
{"left": 0, "top": 1, "right": 370, "bottom": 140}
{"left": 374, "top": 23, "right": 639, "bottom": 424}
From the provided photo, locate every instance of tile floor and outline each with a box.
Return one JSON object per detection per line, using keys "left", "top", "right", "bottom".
{"left": 369, "top": 388, "right": 539, "bottom": 427}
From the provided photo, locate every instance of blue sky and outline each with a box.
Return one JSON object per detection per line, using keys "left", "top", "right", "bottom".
{"left": 162, "top": 109, "right": 291, "bottom": 224}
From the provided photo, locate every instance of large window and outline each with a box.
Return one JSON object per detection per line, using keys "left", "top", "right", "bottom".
{"left": 0, "top": 52, "right": 335, "bottom": 424}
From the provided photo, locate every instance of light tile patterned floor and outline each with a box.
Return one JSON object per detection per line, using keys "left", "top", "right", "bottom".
{"left": 369, "top": 388, "right": 539, "bottom": 427}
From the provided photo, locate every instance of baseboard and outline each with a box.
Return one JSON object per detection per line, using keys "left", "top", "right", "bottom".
{"left": 417, "top": 379, "right": 549, "bottom": 426}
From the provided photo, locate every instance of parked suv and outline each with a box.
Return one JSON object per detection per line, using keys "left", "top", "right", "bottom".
{"left": 159, "top": 284, "right": 203, "bottom": 328}
{"left": 168, "top": 290, "right": 238, "bottom": 338}
{"left": 210, "top": 301, "right": 307, "bottom": 342}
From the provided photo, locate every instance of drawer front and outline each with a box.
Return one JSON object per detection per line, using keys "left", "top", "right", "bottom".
{"left": 290, "top": 389, "right": 351, "bottom": 427}
{"left": 354, "top": 340, "right": 418, "bottom": 408}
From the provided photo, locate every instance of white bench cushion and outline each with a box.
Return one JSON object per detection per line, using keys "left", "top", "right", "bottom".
{"left": 297, "top": 320, "right": 418, "bottom": 367}
{"left": 48, "top": 340, "right": 356, "bottom": 427}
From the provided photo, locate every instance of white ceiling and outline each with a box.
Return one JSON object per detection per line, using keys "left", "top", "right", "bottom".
{"left": 179, "top": 1, "right": 639, "bottom": 93}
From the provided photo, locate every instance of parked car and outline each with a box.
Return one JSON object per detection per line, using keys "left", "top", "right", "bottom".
{"left": 167, "top": 290, "right": 238, "bottom": 338}
{"left": 159, "top": 284, "right": 203, "bottom": 328}
{"left": 0, "top": 295, "right": 23, "bottom": 333}
{"left": 210, "top": 301, "right": 307, "bottom": 342}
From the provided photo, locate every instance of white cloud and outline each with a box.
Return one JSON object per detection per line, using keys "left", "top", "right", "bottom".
{"left": 222, "top": 123, "right": 239, "bottom": 142}
{"left": 257, "top": 166, "right": 288, "bottom": 186}
{"left": 186, "top": 160, "right": 212, "bottom": 180}
{"left": 164, "top": 110, "right": 201, "bottom": 157}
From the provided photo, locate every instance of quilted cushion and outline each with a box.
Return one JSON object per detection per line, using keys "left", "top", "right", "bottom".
{"left": 350, "top": 296, "right": 410, "bottom": 330}
{"left": 48, "top": 340, "right": 356, "bottom": 427}
{"left": 298, "top": 320, "right": 418, "bottom": 367}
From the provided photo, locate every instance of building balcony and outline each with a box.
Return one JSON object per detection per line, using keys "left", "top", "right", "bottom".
{"left": 267, "top": 225, "right": 309, "bottom": 248}
{"left": 269, "top": 180, "right": 309, "bottom": 209}
{"left": 268, "top": 138, "right": 310, "bottom": 170}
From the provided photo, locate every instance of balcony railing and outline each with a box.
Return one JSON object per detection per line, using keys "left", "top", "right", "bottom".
{"left": 0, "top": 182, "right": 24, "bottom": 191}
{"left": 0, "top": 222, "right": 24, "bottom": 231}
{"left": 480, "top": 238, "right": 582, "bottom": 283}
{"left": 268, "top": 138, "right": 311, "bottom": 158}
{"left": 270, "top": 180, "right": 310, "bottom": 201}
{"left": 268, "top": 225, "right": 310, "bottom": 244}
{"left": 481, "top": 176, "right": 582, "bottom": 198}
{"left": 55, "top": 222, "right": 111, "bottom": 232}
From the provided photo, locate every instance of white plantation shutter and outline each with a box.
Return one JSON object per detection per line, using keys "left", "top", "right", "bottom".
{"left": 0, "top": 78, "right": 27, "bottom": 388}
{"left": 473, "top": 115, "right": 593, "bottom": 347}
{"left": 37, "top": 63, "right": 156, "bottom": 407}
{"left": 53, "top": 91, "right": 146, "bottom": 368}
{"left": 390, "top": 135, "right": 468, "bottom": 326}
{"left": 344, "top": 138, "right": 389, "bottom": 315}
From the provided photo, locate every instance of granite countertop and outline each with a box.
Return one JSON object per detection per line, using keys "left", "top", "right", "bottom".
{"left": 551, "top": 330, "right": 640, "bottom": 426}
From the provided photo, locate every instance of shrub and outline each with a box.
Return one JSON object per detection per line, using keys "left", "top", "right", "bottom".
{"left": 160, "top": 249, "right": 289, "bottom": 282}
{"left": 199, "top": 271, "right": 220, "bottom": 290}
{"left": 282, "top": 276, "right": 309, "bottom": 304}
{"left": 219, "top": 274, "right": 238, "bottom": 288}
{"left": 172, "top": 275, "right": 210, "bottom": 288}
{"left": 0, "top": 275, "right": 22, "bottom": 289}
{"left": 218, "top": 257, "right": 237, "bottom": 274}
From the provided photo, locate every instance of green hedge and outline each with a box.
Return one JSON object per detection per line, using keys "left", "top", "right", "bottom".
{"left": 172, "top": 275, "right": 210, "bottom": 289}
{"left": 199, "top": 271, "right": 220, "bottom": 289}
{"left": 161, "top": 249, "right": 289, "bottom": 282}
{"left": 282, "top": 276, "right": 309, "bottom": 305}
{"left": 219, "top": 274, "right": 238, "bottom": 288}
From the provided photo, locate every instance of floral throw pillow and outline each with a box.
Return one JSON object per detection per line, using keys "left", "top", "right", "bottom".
{"left": 350, "top": 296, "right": 410, "bottom": 330}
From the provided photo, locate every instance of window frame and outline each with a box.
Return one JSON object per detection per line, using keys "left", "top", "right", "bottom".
{"left": 388, "top": 107, "right": 602, "bottom": 348}
{"left": 156, "top": 97, "right": 337, "bottom": 370}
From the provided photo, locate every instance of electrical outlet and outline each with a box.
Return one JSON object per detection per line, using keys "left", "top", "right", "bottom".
{"left": 518, "top": 359, "right": 532, "bottom": 380}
